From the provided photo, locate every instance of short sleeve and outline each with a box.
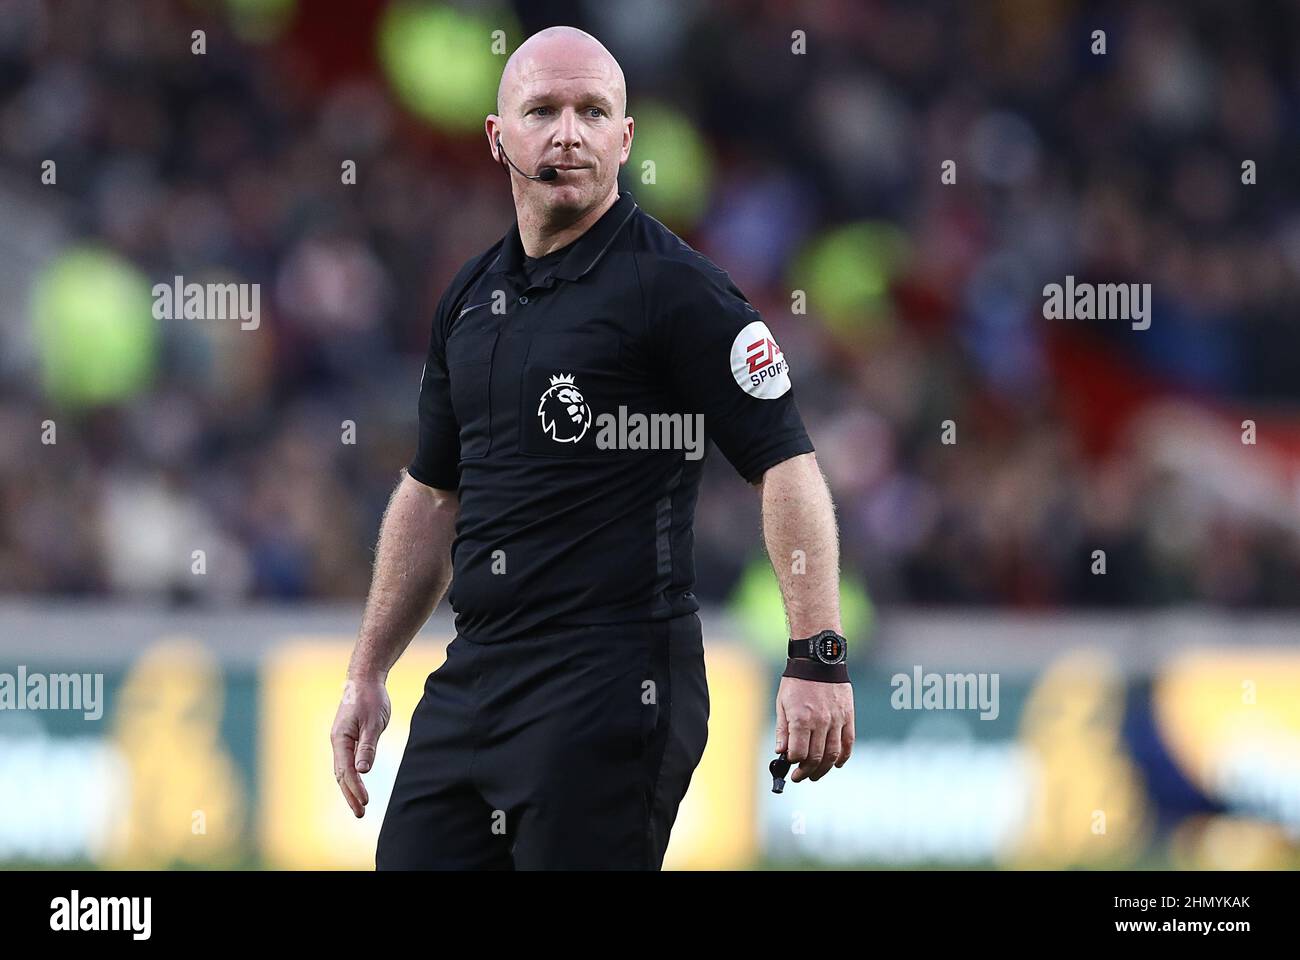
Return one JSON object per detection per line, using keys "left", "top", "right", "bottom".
{"left": 653, "top": 259, "right": 814, "bottom": 483}
{"left": 407, "top": 288, "right": 461, "bottom": 491}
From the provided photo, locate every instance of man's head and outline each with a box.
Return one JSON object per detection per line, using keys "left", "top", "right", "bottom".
{"left": 486, "top": 27, "right": 632, "bottom": 225}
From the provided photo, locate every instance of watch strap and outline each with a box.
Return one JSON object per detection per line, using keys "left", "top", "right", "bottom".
{"left": 782, "top": 658, "right": 850, "bottom": 683}
{"left": 788, "top": 630, "right": 847, "bottom": 664}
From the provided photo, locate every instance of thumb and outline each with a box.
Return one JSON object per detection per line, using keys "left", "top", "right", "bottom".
{"left": 774, "top": 698, "right": 788, "bottom": 754}
{"left": 355, "top": 723, "right": 381, "bottom": 774}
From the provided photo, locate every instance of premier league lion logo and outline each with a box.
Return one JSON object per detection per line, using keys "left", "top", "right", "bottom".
{"left": 537, "top": 373, "right": 592, "bottom": 443}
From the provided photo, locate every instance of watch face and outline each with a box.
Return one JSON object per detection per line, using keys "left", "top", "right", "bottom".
{"left": 816, "top": 633, "right": 846, "bottom": 664}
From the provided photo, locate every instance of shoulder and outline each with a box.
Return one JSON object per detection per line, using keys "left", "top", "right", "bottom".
{"left": 628, "top": 208, "right": 746, "bottom": 314}
{"left": 430, "top": 241, "right": 507, "bottom": 340}
{"left": 444, "top": 242, "right": 506, "bottom": 310}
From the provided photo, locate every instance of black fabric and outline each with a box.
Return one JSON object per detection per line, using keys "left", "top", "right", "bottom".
{"left": 520, "top": 241, "right": 572, "bottom": 288}
{"left": 375, "top": 613, "right": 710, "bottom": 870}
{"left": 408, "top": 189, "right": 814, "bottom": 643}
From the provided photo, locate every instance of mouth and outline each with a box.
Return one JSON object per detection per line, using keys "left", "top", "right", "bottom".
{"left": 548, "top": 165, "right": 589, "bottom": 172}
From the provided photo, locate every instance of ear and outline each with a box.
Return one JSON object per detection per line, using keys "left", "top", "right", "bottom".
{"left": 620, "top": 115, "right": 634, "bottom": 166}
{"left": 485, "top": 115, "right": 502, "bottom": 162}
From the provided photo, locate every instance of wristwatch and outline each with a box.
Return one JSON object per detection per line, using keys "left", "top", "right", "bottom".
{"left": 783, "top": 630, "right": 850, "bottom": 683}
{"left": 788, "top": 630, "right": 847, "bottom": 664}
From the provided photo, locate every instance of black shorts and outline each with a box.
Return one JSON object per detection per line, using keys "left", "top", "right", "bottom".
{"left": 376, "top": 613, "right": 710, "bottom": 870}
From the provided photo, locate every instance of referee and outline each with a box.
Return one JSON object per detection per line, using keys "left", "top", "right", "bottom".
{"left": 331, "top": 26, "right": 855, "bottom": 870}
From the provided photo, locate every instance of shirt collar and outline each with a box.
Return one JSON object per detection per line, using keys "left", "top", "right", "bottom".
{"left": 491, "top": 190, "right": 638, "bottom": 284}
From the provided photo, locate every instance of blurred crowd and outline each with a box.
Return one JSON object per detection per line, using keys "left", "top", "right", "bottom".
{"left": 3, "top": 0, "right": 1300, "bottom": 610}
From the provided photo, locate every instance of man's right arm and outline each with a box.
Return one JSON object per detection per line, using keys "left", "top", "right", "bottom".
{"left": 331, "top": 270, "right": 467, "bottom": 817}
{"left": 330, "top": 471, "right": 458, "bottom": 818}
{"left": 348, "top": 470, "right": 458, "bottom": 683}
{"left": 352, "top": 267, "right": 466, "bottom": 681}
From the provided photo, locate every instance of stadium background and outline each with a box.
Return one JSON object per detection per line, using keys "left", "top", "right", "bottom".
{"left": 2, "top": 0, "right": 1299, "bottom": 869}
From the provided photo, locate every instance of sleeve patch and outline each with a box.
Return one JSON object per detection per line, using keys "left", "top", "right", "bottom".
{"left": 730, "top": 320, "right": 791, "bottom": 398}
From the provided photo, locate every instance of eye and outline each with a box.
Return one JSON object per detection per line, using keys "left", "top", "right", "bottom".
{"left": 530, "top": 106, "right": 552, "bottom": 116}
{"left": 586, "top": 107, "right": 605, "bottom": 118}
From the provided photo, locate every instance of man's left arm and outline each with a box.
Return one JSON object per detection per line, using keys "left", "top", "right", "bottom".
{"left": 756, "top": 452, "right": 855, "bottom": 783}
{"left": 649, "top": 259, "right": 854, "bottom": 782}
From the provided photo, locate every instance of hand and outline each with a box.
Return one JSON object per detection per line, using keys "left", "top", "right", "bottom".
{"left": 329, "top": 676, "right": 391, "bottom": 817}
{"left": 775, "top": 675, "right": 854, "bottom": 783}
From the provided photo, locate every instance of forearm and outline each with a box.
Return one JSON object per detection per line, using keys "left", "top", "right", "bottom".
{"left": 348, "top": 470, "right": 458, "bottom": 681}
{"left": 757, "top": 452, "right": 842, "bottom": 639}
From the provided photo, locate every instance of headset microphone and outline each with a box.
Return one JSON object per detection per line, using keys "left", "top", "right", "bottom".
{"left": 495, "top": 136, "right": 559, "bottom": 182}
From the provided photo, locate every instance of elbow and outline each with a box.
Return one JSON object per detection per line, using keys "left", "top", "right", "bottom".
{"left": 752, "top": 451, "right": 818, "bottom": 489}
{"left": 402, "top": 469, "right": 460, "bottom": 511}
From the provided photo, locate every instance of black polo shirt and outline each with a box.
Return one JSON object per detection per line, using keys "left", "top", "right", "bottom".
{"left": 408, "top": 190, "right": 814, "bottom": 642}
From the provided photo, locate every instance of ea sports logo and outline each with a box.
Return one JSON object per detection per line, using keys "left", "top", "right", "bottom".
{"left": 537, "top": 373, "right": 592, "bottom": 443}
{"left": 730, "top": 320, "right": 791, "bottom": 398}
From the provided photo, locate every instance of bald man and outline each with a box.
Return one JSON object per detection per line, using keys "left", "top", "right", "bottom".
{"left": 332, "top": 26, "right": 854, "bottom": 870}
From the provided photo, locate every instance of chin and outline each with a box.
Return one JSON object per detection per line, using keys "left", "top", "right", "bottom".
{"left": 542, "top": 182, "right": 594, "bottom": 211}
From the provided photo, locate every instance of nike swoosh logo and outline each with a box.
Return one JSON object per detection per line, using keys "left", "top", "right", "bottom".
{"left": 457, "top": 301, "right": 493, "bottom": 319}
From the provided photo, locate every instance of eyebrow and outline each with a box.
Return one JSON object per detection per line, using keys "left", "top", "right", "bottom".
{"left": 520, "top": 91, "right": 615, "bottom": 112}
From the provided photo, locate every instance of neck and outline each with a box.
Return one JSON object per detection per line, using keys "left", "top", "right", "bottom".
{"left": 515, "top": 186, "right": 620, "bottom": 258}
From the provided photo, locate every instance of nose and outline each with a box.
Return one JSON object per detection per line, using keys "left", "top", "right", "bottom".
{"left": 553, "top": 108, "right": 582, "bottom": 152}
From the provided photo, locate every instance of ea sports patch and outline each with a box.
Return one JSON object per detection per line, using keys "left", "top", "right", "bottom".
{"left": 730, "top": 320, "right": 791, "bottom": 398}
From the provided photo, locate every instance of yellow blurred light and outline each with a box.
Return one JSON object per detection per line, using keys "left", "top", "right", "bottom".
{"left": 1009, "top": 649, "right": 1152, "bottom": 868}
{"left": 1169, "top": 814, "right": 1297, "bottom": 870}
{"left": 625, "top": 101, "right": 713, "bottom": 231}
{"left": 728, "top": 553, "right": 872, "bottom": 662}
{"left": 260, "top": 637, "right": 445, "bottom": 869}
{"left": 30, "top": 246, "right": 158, "bottom": 408}
{"left": 791, "top": 221, "right": 909, "bottom": 334}
{"left": 377, "top": 2, "right": 513, "bottom": 133}
{"left": 1153, "top": 650, "right": 1300, "bottom": 796}
{"left": 222, "top": 0, "right": 296, "bottom": 43}
{"left": 106, "top": 638, "right": 246, "bottom": 868}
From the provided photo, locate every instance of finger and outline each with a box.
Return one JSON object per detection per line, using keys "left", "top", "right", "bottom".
{"left": 774, "top": 698, "right": 788, "bottom": 755}
{"left": 836, "top": 714, "right": 855, "bottom": 767}
{"left": 792, "top": 722, "right": 827, "bottom": 783}
{"left": 337, "top": 769, "right": 363, "bottom": 817}
{"left": 331, "top": 730, "right": 365, "bottom": 817}
{"left": 785, "top": 713, "right": 812, "bottom": 767}
{"left": 343, "top": 740, "right": 370, "bottom": 811}
{"left": 355, "top": 723, "right": 381, "bottom": 775}
{"left": 810, "top": 723, "right": 841, "bottom": 780}
{"left": 332, "top": 736, "right": 363, "bottom": 816}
